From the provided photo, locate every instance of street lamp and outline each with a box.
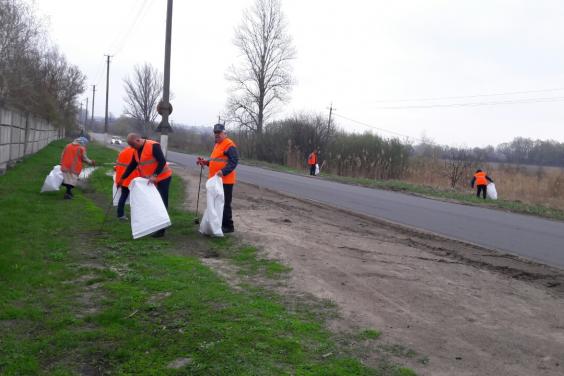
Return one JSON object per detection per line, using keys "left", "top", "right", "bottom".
{"left": 156, "top": 0, "right": 174, "bottom": 155}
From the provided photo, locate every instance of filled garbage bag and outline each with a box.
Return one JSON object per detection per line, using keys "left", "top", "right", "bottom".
{"left": 315, "top": 163, "right": 320, "bottom": 175}
{"left": 199, "top": 175, "right": 224, "bottom": 237}
{"left": 40, "top": 165, "right": 64, "bottom": 192}
{"left": 129, "top": 177, "right": 171, "bottom": 239}
{"left": 112, "top": 173, "right": 130, "bottom": 207}
{"left": 487, "top": 182, "right": 498, "bottom": 200}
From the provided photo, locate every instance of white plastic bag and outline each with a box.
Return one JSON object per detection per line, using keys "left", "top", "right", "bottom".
{"left": 199, "top": 175, "right": 224, "bottom": 237}
{"left": 487, "top": 182, "right": 498, "bottom": 200}
{"left": 112, "top": 173, "right": 130, "bottom": 207}
{"left": 40, "top": 165, "right": 64, "bottom": 192}
{"left": 315, "top": 163, "right": 320, "bottom": 175}
{"left": 129, "top": 177, "right": 171, "bottom": 239}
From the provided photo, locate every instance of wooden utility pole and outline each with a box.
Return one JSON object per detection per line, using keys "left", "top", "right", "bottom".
{"left": 104, "top": 55, "right": 112, "bottom": 138}
{"left": 91, "top": 85, "right": 96, "bottom": 126}
{"left": 85, "top": 97, "right": 89, "bottom": 127}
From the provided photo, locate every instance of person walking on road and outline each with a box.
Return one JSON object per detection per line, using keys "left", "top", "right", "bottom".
{"left": 114, "top": 146, "right": 138, "bottom": 221}
{"left": 471, "top": 169, "right": 494, "bottom": 199}
{"left": 119, "top": 133, "right": 173, "bottom": 237}
{"left": 197, "top": 123, "right": 239, "bottom": 234}
{"left": 308, "top": 149, "right": 318, "bottom": 176}
{"left": 60, "top": 137, "right": 95, "bottom": 199}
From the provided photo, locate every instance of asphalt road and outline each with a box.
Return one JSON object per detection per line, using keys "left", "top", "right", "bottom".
{"left": 94, "top": 134, "right": 564, "bottom": 269}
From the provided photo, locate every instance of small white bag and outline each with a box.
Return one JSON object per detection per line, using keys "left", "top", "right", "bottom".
{"left": 487, "top": 183, "right": 498, "bottom": 200}
{"left": 129, "top": 177, "right": 171, "bottom": 239}
{"left": 112, "top": 173, "right": 130, "bottom": 206}
{"left": 199, "top": 175, "right": 224, "bottom": 237}
{"left": 40, "top": 165, "right": 64, "bottom": 192}
{"left": 315, "top": 163, "right": 320, "bottom": 175}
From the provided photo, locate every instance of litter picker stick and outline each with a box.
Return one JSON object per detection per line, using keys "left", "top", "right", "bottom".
{"left": 194, "top": 165, "right": 204, "bottom": 224}
{"left": 99, "top": 186, "right": 121, "bottom": 234}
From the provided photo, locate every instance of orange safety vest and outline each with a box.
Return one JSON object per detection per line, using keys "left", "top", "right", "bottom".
{"left": 134, "top": 140, "right": 173, "bottom": 182}
{"left": 474, "top": 171, "right": 487, "bottom": 186}
{"left": 115, "top": 147, "right": 138, "bottom": 188}
{"left": 209, "top": 138, "right": 237, "bottom": 184}
{"left": 60, "top": 143, "right": 85, "bottom": 175}
{"left": 308, "top": 152, "right": 317, "bottom": 165}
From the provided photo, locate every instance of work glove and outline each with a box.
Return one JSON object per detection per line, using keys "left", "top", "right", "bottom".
{"left": 91, "top": 160, "right": 96, "bottom": 166}
{"left": 116, "top": 179, "right": 123, "bottom": 188}
{"left": 196, "top": 157, "right": 207, "bottom": 166}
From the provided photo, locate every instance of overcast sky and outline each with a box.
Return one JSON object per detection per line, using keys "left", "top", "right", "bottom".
{"left": 34, "top": 0, "right": 564, "bottom": 147}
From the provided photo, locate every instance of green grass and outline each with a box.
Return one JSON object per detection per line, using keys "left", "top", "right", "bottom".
{"left": 358, "top": 329, "right": 382, "bottom": 340}
{"left": 0, "top": 140, "right": 416, "bottom": 375}
{"left": 241, "top": 158, "right": 564, "bottom": 221}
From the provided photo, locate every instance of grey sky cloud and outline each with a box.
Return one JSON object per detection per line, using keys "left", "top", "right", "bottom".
{"left": 34, "top": 0, "right": 564, "bottom": 146}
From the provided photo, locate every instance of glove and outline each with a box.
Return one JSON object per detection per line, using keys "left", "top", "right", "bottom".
{"left": 196, "top": 157, "right": 206, "bottom": 166}
{"left": 116, "top": 179, "right": 123, "bottom": 188}
{"left": 91, "top": 160, "right": 96, "bottom": 166}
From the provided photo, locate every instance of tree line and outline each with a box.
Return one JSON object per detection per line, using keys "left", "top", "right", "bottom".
{"left": 0, "top": 0, "right": 86, "bottom": 129}
{"left": 415, "top": 137, "right": 564, "bottom": 168}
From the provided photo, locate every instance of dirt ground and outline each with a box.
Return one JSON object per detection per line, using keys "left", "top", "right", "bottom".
{"left": 177, "top": 169, "right": 564, "bottom": 376}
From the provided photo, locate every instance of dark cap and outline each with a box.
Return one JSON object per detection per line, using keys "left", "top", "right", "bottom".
{"left": 213, "top": 123, "right": 225, "bottom": 133}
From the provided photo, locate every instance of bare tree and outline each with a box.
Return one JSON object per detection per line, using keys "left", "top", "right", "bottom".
{"left": 443, "top": 148, "right": 476, "bottom": 188}
{"left": 226, "top": 0, "right": 295, "bottom": 134}
{"left": 123, "top": 63, "right": 163, "bottom": 133}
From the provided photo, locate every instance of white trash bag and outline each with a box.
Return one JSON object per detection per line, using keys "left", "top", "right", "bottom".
{"left": 199, "top": 175, "right": 224, "bottom": 237}
{"left": 129, "top": 177, "right": 171, "bottom": 239}
{"left": 112, "top": 173, "right": 130, "bottom": 207}
{"left": 315, "top": 163, "right": 320, "bottom": 175}
{"left": 40, "top": 165, "right": 64, "bottom": 192}
{"left": 487, "top": 182, "right": 498, "bottom": 200}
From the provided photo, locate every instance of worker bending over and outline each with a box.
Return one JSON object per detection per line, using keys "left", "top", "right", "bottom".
{"left": 60, "top": 137, "right": 95, "bottom": 199}
{"left": 114, "top": 146, "right": 138, "bottom": 221}
{"left": 197, "top": 123, "right": 239, "bottom": 234}
{"left": 119, "top": 133, "right": 173, "bottom": 237}
{"left": 471, "top": 169, "right": 494, "bottom": 199}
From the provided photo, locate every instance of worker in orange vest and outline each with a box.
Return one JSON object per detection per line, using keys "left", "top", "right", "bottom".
{"left": 114, "top": 146, "right": 139, "bottom": 221}
{"left": 60, "top": 137, "right": 95, "bottom": 199}
{"left": 308, "top": 149, "right": 318, "bottom": 176}
{"left": 119, "top": 133, "right": 173, "bottom": 237}
{"left": 471, "top": 169, "right": 494, "bottom": 199}
{"left": 197, "top": 123, "right": 239, "bottom": 233}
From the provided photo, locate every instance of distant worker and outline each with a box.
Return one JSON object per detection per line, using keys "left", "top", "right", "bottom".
{"left": 114, "top": 146, "right": 138, "bottom": 221}
{"left": 197, "top": 123, "right": 239, "bottom": 234}
{"left": 60, "top": 137, "right": 95, "bottom": 200}
{"left": 308, "top": 148, "right": 318, "bottom": 176}
{"left": 471, "top": 169, "right": 494, "bottom": 199}
{"left": 119, "top": 133, "right": 173, "bottom": 237}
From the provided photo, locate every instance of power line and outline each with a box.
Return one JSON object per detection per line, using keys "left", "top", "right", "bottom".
{"left": 371, "top": 87, "right": 564, "bottom": 103}
{"left": 110, "top": 0, "right": 153, "bottom": 56}
{"left": 332, "top": 113, "right": 417, "bottom": 141}
{"left": 368, "top": 96, "right": 564, "bottom": 110}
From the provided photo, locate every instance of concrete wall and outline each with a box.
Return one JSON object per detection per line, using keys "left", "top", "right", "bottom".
{"left": 0, "top": 106, "right": 64, "bottom": 174}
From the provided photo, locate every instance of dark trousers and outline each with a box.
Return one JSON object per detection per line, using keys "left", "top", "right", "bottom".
{"left": 477, "top": 184, "right": 487, "bottom": 199}
{"left": 156, "top": 176, "right": 171, "bottom": 208}
{"left": 62, "top": 183, "right": 74, "bottom": 194}
{"left": 309, "top": 164, "right": 316, "bottom": 176}
{"left": 153, "top": 176, "right": 171, "bottom": 236}
{"left": 223, "top": 184, "right": 234, "bottom": 230}
{"left": 117, "top": 187, "right": 130, "bottom": 217}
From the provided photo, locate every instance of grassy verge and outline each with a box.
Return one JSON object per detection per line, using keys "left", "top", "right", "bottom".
{"left": 240, "top": 158, "right": 564, "bottom": 221}
{"left": 0, "top": 140, "right": 414, "bottom": 375}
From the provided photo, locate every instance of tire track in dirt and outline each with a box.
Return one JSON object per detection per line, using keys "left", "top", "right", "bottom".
{"left": 177, "top": 169, "right": 564, "bottom": 376}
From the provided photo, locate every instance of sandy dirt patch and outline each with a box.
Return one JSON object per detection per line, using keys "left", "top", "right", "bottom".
{"left": 177, "top": 169, "right": 564, "bottom": 376}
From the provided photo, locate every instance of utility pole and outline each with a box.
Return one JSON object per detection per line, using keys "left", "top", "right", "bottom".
{"left": 91, "top": 85, "right": 96, "bottom": 127}
{"left": 104, "top": 55, "right": 112, "bottom": 141}
{"left": 328, "top": 103, "right": 335, "bottom": 131}
{"left": 85, "top": 97, "right": 89, "bottom": 128}
{"left": 156, "top": 0, "right": 174, "bottom": 155}
{"left": 79, "top": 101, "right": 83, "bottom": 126}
